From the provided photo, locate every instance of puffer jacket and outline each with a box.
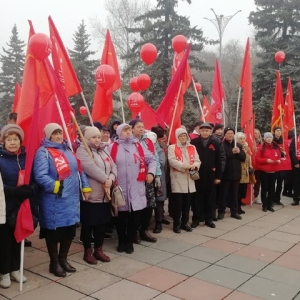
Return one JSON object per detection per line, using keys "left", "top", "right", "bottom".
{"left": 33, "top": 139, "right": 90, "bottom": 230}
{"left": 76, "top": 143, "right": 117, "bottom": 203}
{"left": 256, "top": 143, "right": 282, "bottom": 173}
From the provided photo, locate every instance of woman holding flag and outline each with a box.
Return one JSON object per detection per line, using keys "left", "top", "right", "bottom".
{"left": 33, "top": 123, "right": 91, "bottom": 278}
{"left": 0, "top": 125, "right": 36, "bottom": 289}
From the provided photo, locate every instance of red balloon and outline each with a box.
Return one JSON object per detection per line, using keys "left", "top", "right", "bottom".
{"left": 275, "top": 51, "right": 286, "bottom": 63}
{"left": 127, "top": 92, "right": 145, "bottom": 113}
{"left": 172, "top": 35, "right": 187, "bottom": 53}
{"left": 137, "top": 74, "right": 151, "bottom": 91}
{"left": 29, "top": 33, "right": 52, "bottom": 60}
{"left": 195, "top": 82, "right": 202, "bottom": 92}
{"left": 79, "top": 106, "right": 87, "bottom": 116}
{"left": 129, "top": 77, "right": 140, "bottom": 92}
{"left": 95, "top": 64, "right": 116, "bottom": 90}
{"left": 140, "top": 43, "right": 157, "bottom": 65}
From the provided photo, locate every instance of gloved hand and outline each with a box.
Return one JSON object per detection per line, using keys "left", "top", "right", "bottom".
{"left": 57, "top": 180, "right": 64, "bottom": 197}
{"left": 155, "top": 176, "right": 161, "bottom": 188}
{"left": 14, "top": 185, "right": 35, "bottom": 203}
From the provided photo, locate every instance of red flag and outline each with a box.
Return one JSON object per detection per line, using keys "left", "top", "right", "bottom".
{"left": 92, "top": 30, "right": 121, "bottom": 124}
{"left": 201, "top": 95, "right": 212, "bottom": 122}
{"left": 240, "top": 38, "right": 253, "bottom": 129}
{"left": 14, "top": 88, "right": 40, "bottom": 242}
{"left": 48, "top": 16, "right": 82, "bottom": 97}
{"left": 156, "top": 44, "right": 191, "bottom": 144}
{"left": 271, "top": 71, "right": 284, "bottom": 133}
{"left": 131, "top": 102, "right": 157, "bottom": 129}
{"left": 12, "top": 82, "right": 21, "bottom": 113}
{"left": 18, "top": 21, "right": 73, "bottom": 146}
{"left": 210, "top": 59, "right": 224, "bottom": 124}
{"left": 283, "top": 78, "right": 295, "bottom": 139}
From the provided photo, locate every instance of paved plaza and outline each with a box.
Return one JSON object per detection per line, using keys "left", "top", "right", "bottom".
{"left": 1, "top": 196, "right": 300, "bottom": 300}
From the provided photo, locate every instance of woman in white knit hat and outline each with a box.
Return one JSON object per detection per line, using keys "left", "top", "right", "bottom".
{"left": 76, "top": 126, "right": 117, "bottom": 265}
{"left": 33, "top": 123, "right": 91, "bottom": 277}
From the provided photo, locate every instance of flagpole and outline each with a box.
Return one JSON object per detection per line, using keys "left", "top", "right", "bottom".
{"left": 118, "top": 89, "right": 125, "bottom": 123}
{"left": 70, "top": 111, "right": 111, "bottom": 199}
{"left": 54, "top": 94, "right": 74, "bottom": 151}
{"left": 19, "top": 240, "right": 24, "bottom": 291}
{"left": 293, "top": 113, "right": 297, "bottom": 156}
{"left": 80, "top": 92, "right": 94, "bottom": 126}
{"left": 167, "top": 80, "right": 183, "bottom": 146}
{"left": 234, "top": 87, "right": 242, "bottom": 147}
{"left": 222, "top": 101, "right": 226, "bottom": 126}
{"left": 192, "top": 78, "right": 205, "bottom": 121}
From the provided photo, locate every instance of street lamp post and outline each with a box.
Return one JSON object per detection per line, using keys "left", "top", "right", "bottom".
{"left": 204, "top": 8, "right": 241, "bottom": 65}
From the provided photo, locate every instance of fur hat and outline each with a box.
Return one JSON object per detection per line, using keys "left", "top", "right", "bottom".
{"left": 224, "top": 127, "right": 235, "bottom": 135}
{"left": 116, "top": 123, "right": 131, "bottom": 136}
{"left": 84, "top": 126, "right": 101, "bottom": 140}
{"left": 44, "top": 123, "right": 63, "bottom": 139}
{"left": 1, "top": 124, "right": 24, "bottom": 142}
{"left": 264, "top": 132, "right": 273, "bottom": 140}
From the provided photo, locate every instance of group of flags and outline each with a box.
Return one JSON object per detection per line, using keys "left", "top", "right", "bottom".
{"left": 9, "top": 16, "right": 296, "bottom": 245}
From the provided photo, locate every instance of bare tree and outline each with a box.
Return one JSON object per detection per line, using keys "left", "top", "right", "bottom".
{"left": 90, "top": 0, "right": 151, "bottom": 72}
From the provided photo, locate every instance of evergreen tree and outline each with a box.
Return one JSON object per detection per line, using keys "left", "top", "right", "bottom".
{"left": 249, "top": 0, "right": 300, "bottom": 131}
{"left": 124, "top": 0, "right": 212, "bottom": 126}
{"left": 0, "top": 24, "right": 25, "bottom": 123}
{"left": 68, "top": 20, "right": 98, "bottom": 120}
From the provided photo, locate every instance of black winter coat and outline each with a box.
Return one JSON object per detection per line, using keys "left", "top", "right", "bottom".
{"left": 191, "top": 136, "right": 223, "bottom": 191}
{"left": 222, "top": 140, "right": 246, "bottom": 181}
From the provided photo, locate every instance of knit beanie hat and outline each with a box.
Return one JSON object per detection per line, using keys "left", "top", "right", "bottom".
{"left": 84, "top": 126, "right": 101, "bottom": 140}
{"left": 264, "top": 132, "right": 273, "bottom": 140}
{"left": 213, "top": 123, "right": 224, "bottom": 133}
{"left": 1, "top": 124, "right": 24, "bottom": 142}
{"left": 44, "top": 123, "right": 63, "bottom": 139}
{"left": 175, "top": 128, "right": 188, "bottom": 139}
{"left": 93, "top": 121, "right": 103, "bottom": 130}
{"left": 116, "top": 123, "right": 131, "bottom": 137}
{"left": 224, "top": 126, "right": 235, "bottom": 135}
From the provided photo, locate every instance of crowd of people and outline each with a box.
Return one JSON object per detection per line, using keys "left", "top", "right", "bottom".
{"left": 0, "top": 113, "right": 298, "bottom": 289}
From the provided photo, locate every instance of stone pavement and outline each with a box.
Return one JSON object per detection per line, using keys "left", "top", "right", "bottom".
{"left": 1, "top": 196, "right": 300, "bottom": 300}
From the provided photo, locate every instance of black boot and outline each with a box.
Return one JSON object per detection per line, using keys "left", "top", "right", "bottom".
{"left": 291, "top": 199, "right": 299, "bottom": 206}
{"left": 46, "top": 241, "right": 66, "bottom": 277}
{"left": 153, "top": 223, "right": 162, "bottom": 234}
{"left": 59, "top": 240, "right": 76, "bottom": 273}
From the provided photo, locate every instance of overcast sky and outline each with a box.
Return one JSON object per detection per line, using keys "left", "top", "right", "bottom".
{"left": 0, "top": 0, "right": 256, "bottom": 57}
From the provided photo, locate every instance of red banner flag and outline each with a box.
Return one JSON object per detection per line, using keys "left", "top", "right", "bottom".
{"left": 201, "top": 95, "right": 212, "bottom": 122}
{"left": 12, "top": 82, "right": 21, "bottom": 113}
{"left": 156, "top": 44, "right": 191, "bottom": 144}
{"left": 271, "top": 71, "right": 284, "bottom": 133}
{"left": 240, "top": 38, "right": 253, "bottom": 129}
{"left": 131, "top": 102, "right": 157, "bottom": 130}
{"left": 92, "top": 30, "right": 121, "bottom": 124}
{"left": 283, "top": 78, "right": 295, "bottom": 139}
{"left": 210, "top": 59, "right": 224, "bottom": 124}
{"left": 48, "top": 16, "right": 82, "bottom": 97}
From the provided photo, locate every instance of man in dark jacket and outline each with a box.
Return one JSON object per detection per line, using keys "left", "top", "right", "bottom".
{"left": 191, "top": 123, "right": 223, "bottom": 228}
{"left": 218, "top": 127, "right": 246, "bottom": 220}
{"left": 289, "top": 134, "right": 300, "bottom": 205}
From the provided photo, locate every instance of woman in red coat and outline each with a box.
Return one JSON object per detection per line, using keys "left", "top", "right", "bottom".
{"left": 256, "top": 132, "right": 283, "bottom": 212}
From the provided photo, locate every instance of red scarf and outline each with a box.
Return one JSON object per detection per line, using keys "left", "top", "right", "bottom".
{"left": 144, "top": 138, "right": 155, "bottom": 155}
{"left": 47, "top": 148, "right": 71, "bottom": 180}
{"left": 296, "top": 136, "right": 300, "bottom": 160}
{"left": 174, "top": 145, "right": 195, "bottom": 164}
{"left": 111, "top": 142, "right": 147, "bottom": 181}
